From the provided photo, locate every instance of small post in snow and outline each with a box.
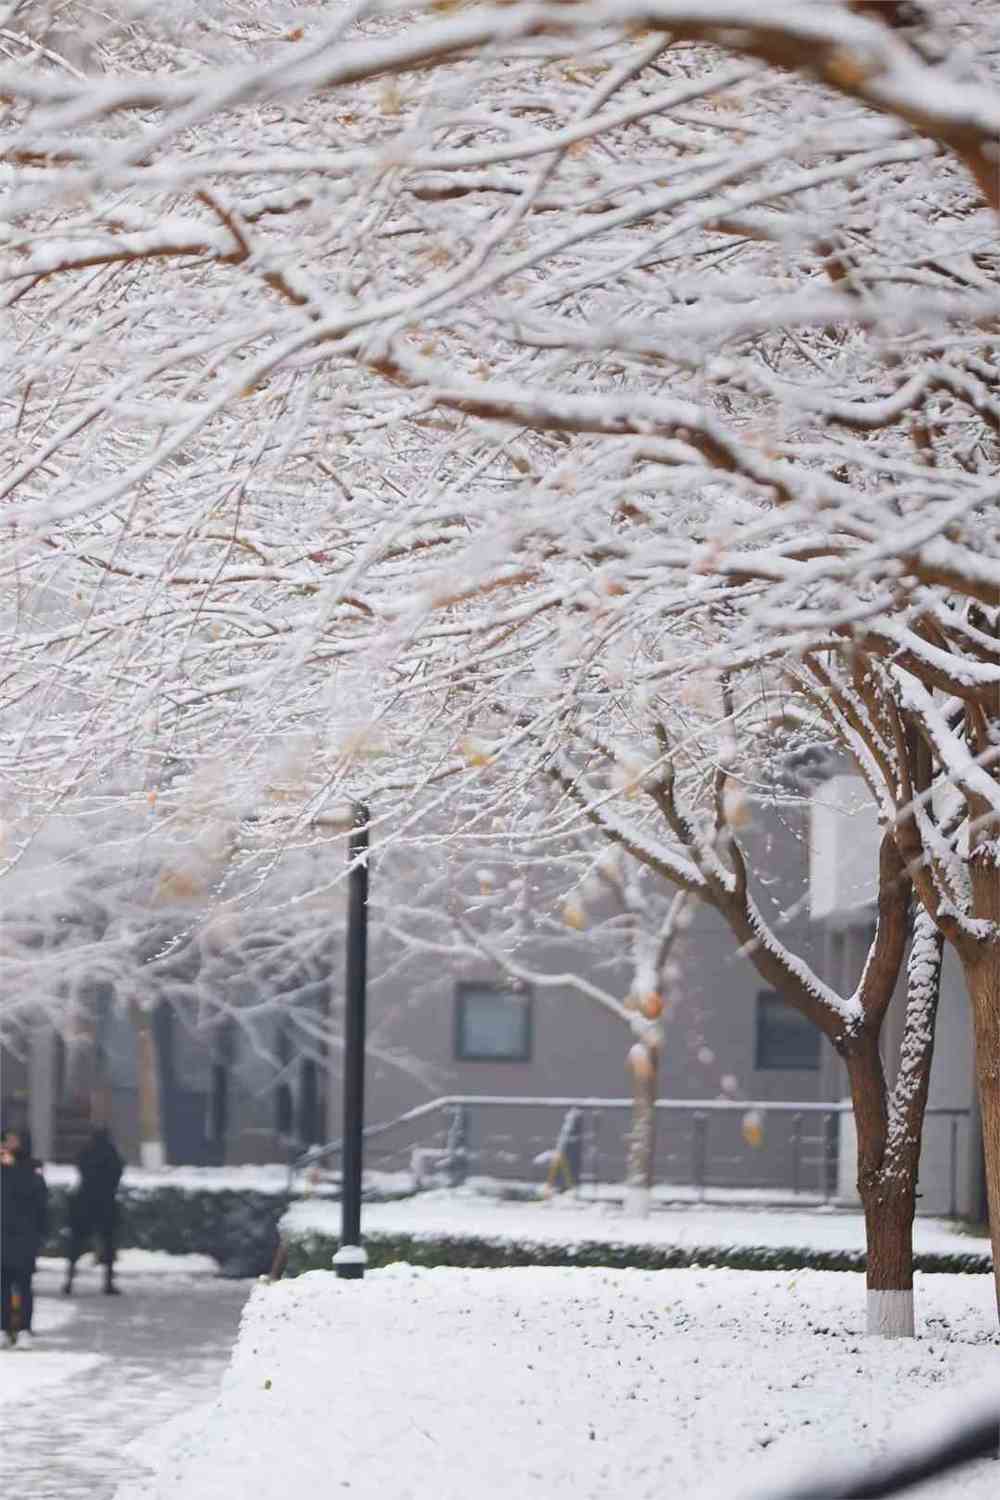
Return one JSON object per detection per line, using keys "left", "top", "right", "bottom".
{"left": 333, "top": 802, "right": 369, "bottom": 1281}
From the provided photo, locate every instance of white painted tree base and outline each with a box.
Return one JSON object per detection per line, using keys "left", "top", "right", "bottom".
{"left": 623, "top": 1185, "right": 651, "bottom": 1219}
{"left": 867, "top": 1288, "right": 915, "bottom": 1338}
{"left": 140, "top": 1140, "right": 166, "bottom": 1170}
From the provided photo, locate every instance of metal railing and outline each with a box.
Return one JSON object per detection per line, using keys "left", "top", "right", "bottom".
{"left": 292, "top": 1095, "right": 972, "bottom": 1216}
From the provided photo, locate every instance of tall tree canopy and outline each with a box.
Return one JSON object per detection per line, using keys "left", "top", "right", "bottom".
{"left": 3, "top": 0, "right": 1000, "bottom": 1308}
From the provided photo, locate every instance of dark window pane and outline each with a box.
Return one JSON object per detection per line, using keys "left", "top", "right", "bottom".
{"left": 275, "top": 1081, "right": 294, "bottom": 1136}
{"left": 755, "top": 991, "right": 820, "bottom": 1071}
{"left": 298, "top": 1058, "right": 321, "bottom": 1146}
{"left": 456, "top": 983, "right": 531, "bottom": 1062}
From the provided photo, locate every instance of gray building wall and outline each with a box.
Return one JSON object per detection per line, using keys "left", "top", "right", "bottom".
{"left": 3, "top": 784, "right": 979, "bottom": 1222}
{"left": 316, "top": 801, "right": 836, "bottom": 1191}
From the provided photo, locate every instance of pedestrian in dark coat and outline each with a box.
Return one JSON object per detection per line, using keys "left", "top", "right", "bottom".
{"left": 64, "top": 1125, "right": 125, "bottom": 1296}
{"left": 1, "top": 1129, "right": 49, "bottom": 1347}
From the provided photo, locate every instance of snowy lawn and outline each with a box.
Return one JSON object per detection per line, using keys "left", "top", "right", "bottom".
{"left": 124, "top": 1264, "right": 999, "bottom": 1500}
{"left": 282, "top": 1186, "right": 989, "bottom": 1262}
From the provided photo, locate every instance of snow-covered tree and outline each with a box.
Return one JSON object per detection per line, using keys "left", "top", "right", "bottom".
{"left": 0, "top": 785, "right": 349, "bottom": 1164}
{"left": 355, "top": 678, "right": 947, "bottom": 1335}
{"left": 381, "top": 822, "right": 698, "bottom": 1214}
{"left": 2, "top": 2, "right": 999, "bottom": 1323}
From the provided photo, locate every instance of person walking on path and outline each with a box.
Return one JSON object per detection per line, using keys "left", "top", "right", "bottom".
{"left": 64, "top": 1125, "right": 125, "bottom": 1297}
{"left": 1, "top": 1128, "right": 49, "bottom": 1347}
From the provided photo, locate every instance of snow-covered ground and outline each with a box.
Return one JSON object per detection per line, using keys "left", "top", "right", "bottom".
{"left": 121, "top": 1264, "right": 1000, "bottom": 1500}
{"left": 281, "top": 1185, "right": 989, "bottom": 1261}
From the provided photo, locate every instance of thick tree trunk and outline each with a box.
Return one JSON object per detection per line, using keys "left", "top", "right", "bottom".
{"left": 860, "top": 1181, "right": 916, "bottom": 1337}
{"left": 64, "top": 1004, "right": 97, "bottom": 1119}
{"left": 132, "top": 1002, "right": 166, "bottom": 1170}
{"left": 963, "top": 670, "right": 1000, "bottom": 1317}
{"left": 964, "top": 947, "right": 1000, "bottom": 1315}
{"left": 625, "top": 1043, "right": 658, "bottom": 1218}
{"left": 846, "top": 1035, "right": 917, "bottom": 1337}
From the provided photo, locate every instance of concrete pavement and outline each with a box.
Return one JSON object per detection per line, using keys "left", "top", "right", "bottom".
{"left": 0, "top": 1258, "right": 251, "bottom": 1500}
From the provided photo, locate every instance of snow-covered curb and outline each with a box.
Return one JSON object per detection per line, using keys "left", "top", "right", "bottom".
{"left": 118, "top": 1265, "right": 1000, "bottom": 1500}
{"left": 41, "top": 1162, "right": 411, "bottom": 1197}
{"left": 42, "top": 1163, "right": 325, "bottom": 1195}
{"left": 37, "top": 1249, "right": 219, "bottom": 1277}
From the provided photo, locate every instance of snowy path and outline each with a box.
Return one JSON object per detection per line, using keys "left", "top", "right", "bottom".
{"left": 0, "top": 1260, "right": 249, "bottom": 1500}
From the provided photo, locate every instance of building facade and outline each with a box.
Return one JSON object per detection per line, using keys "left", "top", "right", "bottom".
{"left": 1, "top": 786, "right": 983, "bottom": 1218}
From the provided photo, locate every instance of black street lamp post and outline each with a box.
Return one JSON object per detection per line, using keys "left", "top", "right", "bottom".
{"left": 332, "top": 802, "right": 369, "bottom": 1281}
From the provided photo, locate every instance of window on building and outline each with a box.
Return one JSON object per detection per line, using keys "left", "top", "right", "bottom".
{"left": 455, "top": 982, "right": 532, "bottom": 1062}
{"left": 754, "top": 991, "right": 821, "bottom": 1071}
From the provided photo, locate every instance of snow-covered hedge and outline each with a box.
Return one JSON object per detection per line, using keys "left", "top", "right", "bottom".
{"left": 40, "top": 1169, "right": 415, "bottom": 1274}
{"left": 43, "top": 1185, "right": 290, "bottom": 1277}
{"left": 283, "top": 1227, "right": 992, "bottom": 1279}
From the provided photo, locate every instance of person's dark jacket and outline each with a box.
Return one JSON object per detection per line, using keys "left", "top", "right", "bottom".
{"left": 71, "top": 1130, "right": 124, "bottom": 1232}
{"left": 0, "top": 1153, "right": 49, "bottom": 1270}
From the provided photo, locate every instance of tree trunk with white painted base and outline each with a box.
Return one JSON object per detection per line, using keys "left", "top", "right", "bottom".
{"left": 847, "top": 915, "right": 943, "bottom": 1338}
{"left": 625, "top": 1041, "right": 658, "bottom": 1218}
{"left": 965, "top": 945, "right": 1000, "bottom": 1318}
{"left": 860, "top": 1185, "right": 916, "bottom": 1337}
{"left": 845, "top": 1034, "right": 910, "bottom": 1337}
{"left": 952, "top": 643, "right": 1000, "bottom": 1317}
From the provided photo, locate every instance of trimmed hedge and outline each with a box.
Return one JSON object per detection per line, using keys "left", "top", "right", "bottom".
{"left": 43, "top": 1186, "right": 294, "bottom": 1276}
{"left": 283, "top": 1228, "right": 993, "bottom": 1279}
{"left": 41, "top": 1183, "right": 993, "bottom": 1279}
{"left": 42, "top": 1182, "right": 414, "bottom": 1276}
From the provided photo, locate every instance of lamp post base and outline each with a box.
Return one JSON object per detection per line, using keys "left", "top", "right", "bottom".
{"left": 333, "top": 1244, "right": 369, "bottom": 1280}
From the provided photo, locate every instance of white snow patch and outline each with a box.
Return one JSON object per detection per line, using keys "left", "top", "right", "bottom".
{"left": 42, "top": 1163, "right": 309, "bottom": 1195}
{"left": 37, "top": 1249, "right": 219, "bottom": 1277}
{"left": 280, "top": 1190, "right": 988, "bottom": 1261}
{"left": 41, "top": 1162, "right": 410, "bottom": 1198}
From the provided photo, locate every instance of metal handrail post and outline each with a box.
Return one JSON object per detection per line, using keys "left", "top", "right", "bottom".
{"left": 692, "top": 1111, "right": 708, "bottom": 1201}
{"left": 446, "top": 1103, "right": 469, "bottom": 1187}
{"left": 791, "top": 1111, "right": 803, "bottom": 1198}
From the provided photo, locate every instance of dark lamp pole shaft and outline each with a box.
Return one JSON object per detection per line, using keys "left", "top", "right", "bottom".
{"left": 336, "top": 801, "right": 369, "bottom": 1279}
